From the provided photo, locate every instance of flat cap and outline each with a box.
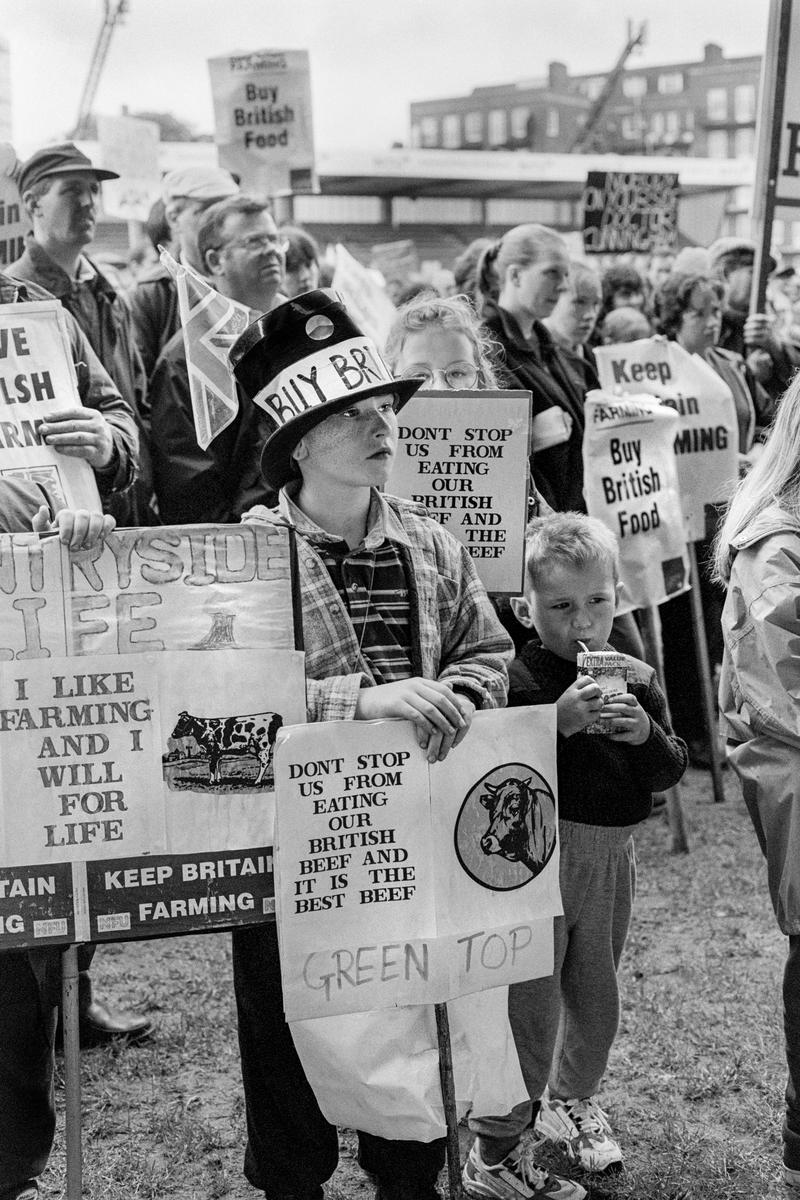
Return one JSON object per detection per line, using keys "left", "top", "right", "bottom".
{"left": 161, "top": 166, "right": 239, "bottom": 204}
{"left": 17, "top": 142, "right": 119, "bottom": 194}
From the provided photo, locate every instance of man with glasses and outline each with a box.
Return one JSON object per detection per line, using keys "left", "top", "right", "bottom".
{"left": 131, "top": 166, "right": 240, "bottom": 382}
{"left": 149, "top": 195, "right": 286, "bottom": 523}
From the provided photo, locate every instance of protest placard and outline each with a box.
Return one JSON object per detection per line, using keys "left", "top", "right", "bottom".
{"left": 273, "top": 706, "right": 560, "bottom": 1021}
{"left": 0, "top": 300, "right": 102, "bottom": 511}
{"left": 583, "top": 391, "right": 689, "bottom": 611}
{"left": 97, "top": 114, "right": 161, "bottom": 222}
{"left": 582, "top": 171, "right": 679, "bottom": 254}
{"left": 208, "top": 49, "right": 316, "bottom": 194}
{"left": 0, "top": 143, "right": 24, "bottom": 269}
{"left": 594, "top": 336, "right": 739, "bottom": 540}
{"left": 0, "top": 523, "right": 306, "bottom": 950}
{"left": 388, "top": 391, "right": 531, "bottom": 594}
{"left": 331, "top": 243, "right": 397, "bottom": 349}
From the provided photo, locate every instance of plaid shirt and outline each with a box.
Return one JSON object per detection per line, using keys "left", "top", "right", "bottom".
{"left": 243, "top": 487, "right": 513, "bottom": 722}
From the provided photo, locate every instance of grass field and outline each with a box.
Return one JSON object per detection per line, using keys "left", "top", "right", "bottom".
{"left": 41, "top": 766, "right": 790, "bottom": 1200}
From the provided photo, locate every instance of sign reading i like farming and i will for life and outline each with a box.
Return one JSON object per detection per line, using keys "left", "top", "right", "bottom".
{"left": 388, "top": 391, "right": 532, "bottom": 594}
{"left": 0, "top": 523, "right": 306, "bottom": 951}
{"left": 208, "top": 48, "right": 317, "bottom": 194}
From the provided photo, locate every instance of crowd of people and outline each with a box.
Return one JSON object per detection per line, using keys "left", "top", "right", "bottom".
{"left": 1, "top": 138, "right": 800, "bottom": 1200}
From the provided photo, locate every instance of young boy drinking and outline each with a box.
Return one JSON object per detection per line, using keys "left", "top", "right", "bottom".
{"left": 464, "top": 512, "right": 687, "bottom": 1195}
{"left": 226, "top": 289, "right": 529, "bottom": 1200}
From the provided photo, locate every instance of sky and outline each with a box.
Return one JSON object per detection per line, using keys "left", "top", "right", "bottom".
{"left": 0, "top": 0, "right": 772, "bottom": 157}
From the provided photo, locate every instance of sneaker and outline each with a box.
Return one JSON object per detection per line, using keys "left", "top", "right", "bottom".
{"left": 535, "top": 1094, "right": 622, "bottom": 1172}
{"left": 462, "top": 1137, "right": 586, "bottom": 1199}
{"left": 785, "top": 1164, "right": 800, "bottom": 1191}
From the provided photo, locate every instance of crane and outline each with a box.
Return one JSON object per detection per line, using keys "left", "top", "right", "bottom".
{"left": 72, "top": 0, "right": 129, "bottom": 139}
{"left": 570, "top": 21, "right": 647, "bottom": 154}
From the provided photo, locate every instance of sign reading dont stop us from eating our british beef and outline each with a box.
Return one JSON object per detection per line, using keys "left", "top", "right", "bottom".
{"left": 274, "top": 707, "right": 561, "bottom": 1021}
{"left": 0, "top": 523, "right": 306, "bottom": 950}
{"left": 388, "top": 391, "right": 532, "bottom": 594}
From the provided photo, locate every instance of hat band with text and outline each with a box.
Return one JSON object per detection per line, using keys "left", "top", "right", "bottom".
{"left": 251, "top": 336, "right": 395, "bottom": 426}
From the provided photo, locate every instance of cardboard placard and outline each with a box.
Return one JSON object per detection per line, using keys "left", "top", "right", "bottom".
{"left": 583, "top": 391, "right": 689, "bottom": 611}
{"left": 388, "top": 391, "right": 531, "bottom": 594}
{"left": 582, "top": 170, "right": 679, "bottom": 254}
{"left": 594, "top": 336, "right": 740, "bottom": 541}
{"left": 208, "top": 48, "right": 317, "bottom": 195}
{"left": 0, "top": 143, "right": 24, "bottom": 269}
{"left": 0, "top": 523, "right": 306, "bottom": 948}
{"left": 97, "top": 114, "right": 161, "bottom": 222}
{"left": 0, "top": 300, "right": 101, "bottom": 511}
{"left": 274, "top": 707, "right": 560, "bottom": 1021}
{"left": 331, "top": 243, "right": 397, "bottom": 350}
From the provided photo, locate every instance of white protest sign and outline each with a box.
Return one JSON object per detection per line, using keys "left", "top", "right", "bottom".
{"left": 776, "top": 3, "right": 800, "bottom": 208}
{"left": 583, "top": 391, "right": 689, "bottom": 612}
{"left": 274, "top": 707, "right": 559, "bottom": 1021}
{"left": 97, "top": 114, "right": 161, "bottom": 222}
{"left": 208, "top": 49, "right": 317, "bottom": 194}
{"left": 388, "top": 391, "right": 531, "bottom": 594}
{"left": 0, "top": 523, "right": 306, "bottom": 950}
{"left": 594, "top": 336, "right": 739, "bottom": 541}
{"left": 332, "top": 243, "right": 397, "bottom": 349}
{"left": 0, "top": 300, "right": 101, "bottom": 511}
{"left": 0, "top": 143, "right": 25, "bottom": 269}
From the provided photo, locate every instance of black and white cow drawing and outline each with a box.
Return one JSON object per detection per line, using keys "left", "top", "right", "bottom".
{"left": 479, "top": 776, "right": 556, "bottom": 874}
{"left": 170, "top": 711, "right": 283, "bottom": 786}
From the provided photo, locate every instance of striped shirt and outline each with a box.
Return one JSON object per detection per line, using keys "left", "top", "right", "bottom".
{"left": 316, "top": 539, "right": 412, "bottom": 685}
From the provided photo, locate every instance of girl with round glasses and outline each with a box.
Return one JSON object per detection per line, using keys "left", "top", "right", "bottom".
{"left": 385, "top": 291, "right": 501, "bottom": 392}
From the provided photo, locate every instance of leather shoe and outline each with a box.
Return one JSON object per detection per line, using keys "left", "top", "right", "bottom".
{"left": 80, "top": 999, "right": 153, "bottom": 1047}
{"left": 56, "top": 998, "right": 153, "bottom": 1049}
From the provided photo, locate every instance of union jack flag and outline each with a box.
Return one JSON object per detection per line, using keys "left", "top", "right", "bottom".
{"left": 160, "top": 248, "right": 252, "bottom": 449}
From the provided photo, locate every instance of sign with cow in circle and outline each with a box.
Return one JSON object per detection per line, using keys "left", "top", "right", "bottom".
{"left": 454, "top": 764, "right": 556, "bottom": 890}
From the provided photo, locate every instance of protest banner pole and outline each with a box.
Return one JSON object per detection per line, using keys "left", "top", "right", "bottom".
{"left": 686, "top": 541, "right": 726, "bottom": 803}
{"left": 751, "top": 0, "right": 793, "bottom": 312}
{"left": 639, "top": 606, "right": 690, "bottom": 854}
{"left": 434, "top": 1001, "right": 462, "bottom": 1200}
{"left": 62, "top": 943, "right": 83, "bottom": 1199}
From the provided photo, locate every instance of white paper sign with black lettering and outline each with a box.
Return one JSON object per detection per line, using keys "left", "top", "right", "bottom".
{"left": 583, "top": 391, "right": 689, "bottom": 611}
{"left": 208, "top": 48, "right": 317, "bottom": 194}
{"left": 388, "top": 391, "right": 532, "bottom": 594}
{"left": 0, "top": 143, "right": 25, "bottom": 270}
{"left": 273, "top": 706, "right": 559, "bottom": 1021}
{"left": 0, "top": 300, "right": 101, "bottom": 511}
{"left": 0, "top": 523, "right": 306, "bottom": 949}
{"left": 594, "top": 336, "right": 739, "bottom": 541}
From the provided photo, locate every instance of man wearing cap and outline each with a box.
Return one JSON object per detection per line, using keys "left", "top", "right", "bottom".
{"left": 149, "top": 194, "right": 284, "bottom": 524}
{"left": 708, "top": 235, "right": 800, "bottom": 401}
{"left": 228, "top": 290, "right": 516, "bottom": 1200}
{"left": 10, "top": 141, "right": 155, "bottom": 526}
{"left": 130, "top": 165, "right": 239, "bottom": 381}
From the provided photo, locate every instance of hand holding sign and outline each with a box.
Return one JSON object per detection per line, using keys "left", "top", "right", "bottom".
{"left": 32, "top": 504, "right": 116, "bottom": 551}
{"left": 40, "top": 407, "right": 115, "bottom": 469}
{"left": 354, "top": 678, "right": 474, "bottom": 763}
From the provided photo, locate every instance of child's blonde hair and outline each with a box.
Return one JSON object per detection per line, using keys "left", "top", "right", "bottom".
{"left": 524, "top": 512, "right": 620, "bottom": 591}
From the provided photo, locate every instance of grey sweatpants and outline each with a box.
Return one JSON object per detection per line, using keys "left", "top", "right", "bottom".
{"left": 469, "top": 820, "right": 637, "bottom": 1140}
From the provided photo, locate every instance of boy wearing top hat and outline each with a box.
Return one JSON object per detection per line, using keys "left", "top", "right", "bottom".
{"left": 228, "top": 290, "right": 515, "bottom": 1200}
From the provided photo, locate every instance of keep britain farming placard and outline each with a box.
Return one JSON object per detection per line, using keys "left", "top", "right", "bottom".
{"left": 0, "top": 523, "right": 306, "bottom": 950}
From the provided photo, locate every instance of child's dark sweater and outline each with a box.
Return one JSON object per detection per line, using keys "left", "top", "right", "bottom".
{"left": 509, "top": 638, "right": 688, "bottom": 826}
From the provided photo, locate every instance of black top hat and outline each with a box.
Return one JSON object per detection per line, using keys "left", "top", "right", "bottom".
{"left": 230, "top": 289, "right": 422, "bottom": 491}
{"left": 17, "top": 142, "right": 119, "bottom": 195}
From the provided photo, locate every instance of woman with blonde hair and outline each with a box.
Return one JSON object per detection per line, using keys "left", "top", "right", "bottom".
{"left": 714, "top": 377, "right": 800, "bottom": 1193}
{"left": 477, "top": 225, "right": 585, "bottom": 512}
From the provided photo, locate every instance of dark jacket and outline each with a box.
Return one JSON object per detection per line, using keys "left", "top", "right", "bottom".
{"left": 0, "top": 271, "right": 138, "bottom": 503}
{"left": 705, "top": 345, "right": 775, "bottom": 454}
{"left": 509, "top": 638, "right": 687, "bottom": 826}
{"left": 9, "top": 238, "right": 156, "bottom": 525}
{"left": 130, "top": 262, "right": 180, "bottom": 383}
{"left": 149, "top": 327, "right": 274, "bottom": 524}
{"left": 482, "top": 298, "right": 587, "bottom": 512}
{"left": 719, "top": 306, "right": 799, "bottom": 404}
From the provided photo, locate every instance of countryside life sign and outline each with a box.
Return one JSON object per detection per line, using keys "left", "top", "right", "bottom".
{"left": 0, "top": 523, "right": 306, "bottom": 949}
{"left": 274, "top": 707, "right": 561, "bottom": 1021}
{"left": 389, "top": 391, "right": 532, "bottom": 594}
